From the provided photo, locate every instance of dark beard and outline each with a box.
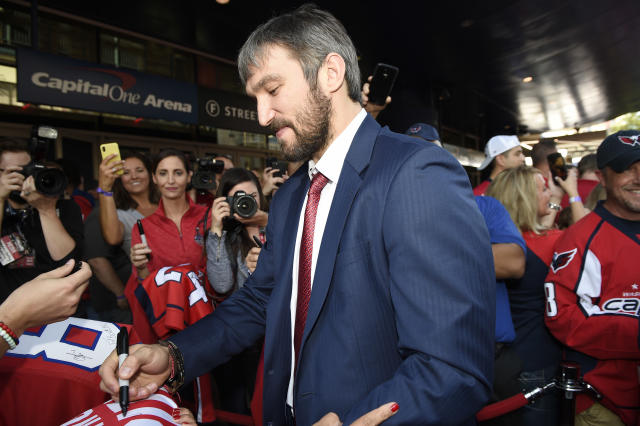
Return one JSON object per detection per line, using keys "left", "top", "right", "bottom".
{"left": 270, "top": 87, "right": 332, "bottom": 162}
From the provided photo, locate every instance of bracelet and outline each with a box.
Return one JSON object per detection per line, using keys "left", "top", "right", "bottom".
{"left": 116, "top": 294, "right": 126, "bottom": 300}
{"left": 97, "top": 187, "right": 113, "bottom": 197}
{"left": 548, "top": 202, "right": 561, "bottom": 211}
{"left": 569, "top": 195, "right": 582, "bottom": 203}
{"left": 0, "top": 321, "right": 19, "bottom": 342}
{"left": 158, "top": 340, "right": 185, "bottom": 393}
{"left": 0, "top": 328, "right": 17, "bottom": 350}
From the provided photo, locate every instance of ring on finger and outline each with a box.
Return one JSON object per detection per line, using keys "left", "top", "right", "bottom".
{"left": 111, "top": 167, "right": 117, "bottom": 173}
{"left": 23, "top": 191, "right": 31, "bottom": 196}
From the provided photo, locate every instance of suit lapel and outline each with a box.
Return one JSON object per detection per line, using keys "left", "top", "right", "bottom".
{"left": 300, "top": 114, "right": 381, "bottom": 355}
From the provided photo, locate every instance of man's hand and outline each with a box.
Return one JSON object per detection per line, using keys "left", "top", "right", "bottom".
{"left": 99, "top": 343, "right": 172, "bottom": 402}
{"left": 245, "top": 247, "right": 261, "bottom": 273}
{"left": 361, "top": 75, "right": 391, "bottom": 119}
{"left": 0, "top": 165, "right": 25, "bottom": 201}
{"left": 0, "top": 259, "right": 91, "bottom": 336}
{"left": 20, "top": 175, "right": 57, "bottom": 212}
{"left": 313, "top": 402, "right": 399, "bottom": 426}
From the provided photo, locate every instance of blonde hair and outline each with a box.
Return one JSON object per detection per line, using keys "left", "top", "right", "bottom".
{"left": 486, "top": 166, "right": 546, "bottom": 233}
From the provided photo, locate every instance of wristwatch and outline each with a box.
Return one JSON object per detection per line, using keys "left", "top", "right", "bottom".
{"left": 158, "top": 340, "right": 185, "bottom": 393}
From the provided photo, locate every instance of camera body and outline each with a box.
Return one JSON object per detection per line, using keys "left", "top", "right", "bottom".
{"left": 17, "top": 162, "right": 68, "bottom": 197}
{"left": 226, "top": 190, "right": 257, "bottom": 218}
{"left": 191, "top": 157, "right": 225, "bottom": 190}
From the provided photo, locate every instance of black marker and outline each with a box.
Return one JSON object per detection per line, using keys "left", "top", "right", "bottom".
{"left": 252, "top": 235, "right": 263, "bottom": 248}
{"left": 117, "top": 327, "right": 129, "bottom": 416}
{"left": 136, "top": 220, "right": 150, "bottom": 260}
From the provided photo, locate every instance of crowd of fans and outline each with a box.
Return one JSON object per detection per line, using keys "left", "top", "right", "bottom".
{"left": 0, "top": 5, "right": 638, "bottom": 425}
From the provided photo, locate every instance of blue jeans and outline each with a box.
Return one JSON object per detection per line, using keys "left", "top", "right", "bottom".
{"left": 517, "top": 364, "right": 560, "bottom": 426}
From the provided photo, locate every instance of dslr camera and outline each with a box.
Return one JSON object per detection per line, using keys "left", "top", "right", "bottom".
{"left": 227, "top": 191, "right": 257, "bottom": 218}
{"left": 191, "top": 157, "right": 225, "bottom": 190}
{"left": 17, "top": 162, "right": 67, "bottom": 197}
{"left": 10, "top": 125, "right": 67, "bottom": 201}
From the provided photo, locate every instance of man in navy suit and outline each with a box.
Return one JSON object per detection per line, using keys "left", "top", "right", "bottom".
{"left": 100, "top": 5, "right": 495, "bottom": 425}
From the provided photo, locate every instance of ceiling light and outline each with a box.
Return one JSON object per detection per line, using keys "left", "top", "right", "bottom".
{"left": 520, "top": 143, "right": 533, "bottom": 150}
{"left": 522, "top": 76, "right": 533, "bottom": 83}
{"left": 216, "top": 0, "right": 230, "bottom": 4}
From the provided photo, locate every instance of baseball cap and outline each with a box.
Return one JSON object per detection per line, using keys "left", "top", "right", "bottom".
{"left": 597, "top": 130, "right": 640, "bottom": 173}
{"left": 405, "top": 123, "right": 440, "bottom": 142}
{"left": 478, "top": 135, "right": 521, "bottom": 170}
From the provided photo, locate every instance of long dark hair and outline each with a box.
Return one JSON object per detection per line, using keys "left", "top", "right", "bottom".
{"left": 216, "top": 168, "right": 265, "bottom": 284}
{"left": 113, "top": 151, "right": 159, "bottom": 210}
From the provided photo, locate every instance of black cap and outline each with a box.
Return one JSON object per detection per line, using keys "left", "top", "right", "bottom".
{"left": 597, "top": 130, "right": 640, "bottom": 172}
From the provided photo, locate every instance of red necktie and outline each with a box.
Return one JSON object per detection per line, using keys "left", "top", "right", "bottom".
{"left": 294, "top": 171, "right": 329, "bottom": 369}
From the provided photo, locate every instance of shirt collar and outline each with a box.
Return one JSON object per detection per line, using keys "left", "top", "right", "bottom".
{"left": 307, "top": 108, "right": 367, "bottom": 182}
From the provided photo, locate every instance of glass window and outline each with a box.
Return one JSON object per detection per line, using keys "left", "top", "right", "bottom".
{"left": 0, "top": 8, "right": 31, "bottom": 48}
{"left": 145, "top": 41, "right": 171, "bottom": 77}
{"left": 196, "top": 57, "right": 242, "bottom": 93}
{"left": 39, "top": 16, "right": 96, "bottom": 62}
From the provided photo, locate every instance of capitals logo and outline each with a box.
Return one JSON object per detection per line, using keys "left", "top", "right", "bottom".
{"left": 550, "top": 248, "right": 578, "bottom": 273}
{"left": 619, "top": 134, "right": 640, "bottom": 147}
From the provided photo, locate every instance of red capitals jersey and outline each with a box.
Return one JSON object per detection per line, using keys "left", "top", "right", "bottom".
{"left": 544, "top": 204, "right": 640, "bottom": 425}
{"left": 128, "top": 263, "right": 216, "bottom": 423}
{"left": 0, "top": 318, "right": 139, "bottom": 426}
{"left": 62, "top": 387, "right": 180, "bottom": 426}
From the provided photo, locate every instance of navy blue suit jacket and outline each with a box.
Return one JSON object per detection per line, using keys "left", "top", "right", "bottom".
{"left": 172, "top": 115, "right": 495, "bottom": 425}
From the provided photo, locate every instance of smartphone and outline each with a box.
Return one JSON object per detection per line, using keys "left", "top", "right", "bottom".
{"left": 367, "top": 63, "right": 399, "bottom": 105}
{"left": 266, "top": 157, "right": 285, "bottom": 178}
{"left": 100, "top": 142, "right": 124, "bottom": 175}
{"left": 547, "top": 152, "right": 568, "bottom": 181}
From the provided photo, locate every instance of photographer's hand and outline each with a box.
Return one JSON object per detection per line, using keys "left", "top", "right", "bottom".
{"left": 211, "top": 197, "right": 230, "bottom": 237}
{"left": 0, "top": 166, "right": 25, "bottom": 201}
{"left": 235, "top": 209, "right": 268, "bottom": 227}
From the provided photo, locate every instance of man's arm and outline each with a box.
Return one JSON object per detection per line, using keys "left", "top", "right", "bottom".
{"left": 344, "top": 147, "right": 495, "bottom": 424}
{"left": 169, "top": 201, "right": 279, "bottom": 384}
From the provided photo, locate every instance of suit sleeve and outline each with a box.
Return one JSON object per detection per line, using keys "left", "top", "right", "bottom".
{"left": 344, "top": 147, "right": 495, "bottom": 425}
{"left": 170, "top": 201, "right": 278, "bottom": 385}
{"left": 544, "top": 228, "right": 640, "bottom": 360}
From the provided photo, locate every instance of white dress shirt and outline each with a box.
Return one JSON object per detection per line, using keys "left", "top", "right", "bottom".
{"left": 287, "top": 108, "right": 368, "bottom": 408}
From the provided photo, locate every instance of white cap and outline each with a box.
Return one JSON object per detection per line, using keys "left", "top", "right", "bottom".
{"left": 477, "top": 135, "right": 521, "bottom": 170}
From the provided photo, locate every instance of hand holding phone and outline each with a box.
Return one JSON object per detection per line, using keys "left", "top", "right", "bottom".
{"left": 367, "top": 63, "right": 399, "bottom": 106}
{"left": 547, "top": 153, "right": 568, "bottom": 181}
{"left": 100, "top": 143, "right": 124, "bottom": 176}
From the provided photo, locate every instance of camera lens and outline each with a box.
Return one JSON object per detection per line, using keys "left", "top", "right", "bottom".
{"left": 34, "top": 168, "right": 67, "bottom": 196}
{"left": 233, "top": 194, "right": 257, "bottom": 218}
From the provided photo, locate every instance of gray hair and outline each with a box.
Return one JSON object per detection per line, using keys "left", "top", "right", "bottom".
{"left": 238, "top": 4, "right": 361, "bottom": 103}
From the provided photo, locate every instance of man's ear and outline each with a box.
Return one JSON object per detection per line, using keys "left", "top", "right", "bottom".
{"left": 320, "top": 52, "right": 346, "bottom": 95}
{"left": 595, "top": 169, "right": 605, "bottom": 187}
{"left": 495, "top": 153, "right": 506, "bottom": 168}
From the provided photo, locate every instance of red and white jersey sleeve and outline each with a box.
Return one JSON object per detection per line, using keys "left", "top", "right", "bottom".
{"left": 544, "top": 206, "right": 640, "bottom": 424}
{"left": 63, "top": 387, "right": 181, "bottom": 426}
{"left": 0, "top": 318, "right": 140, "bottom": 426}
